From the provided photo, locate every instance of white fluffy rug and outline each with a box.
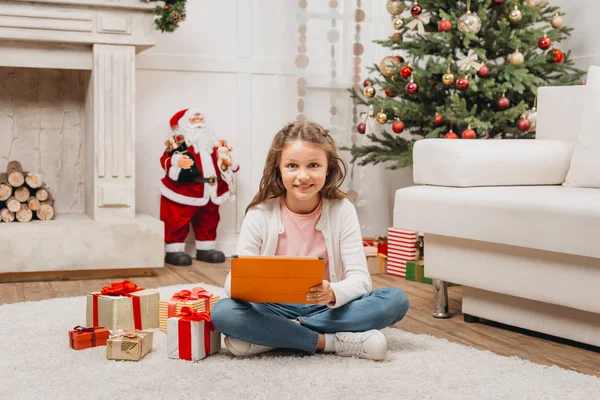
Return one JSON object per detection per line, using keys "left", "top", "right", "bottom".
{"left": 2, "top": 282, "right": 600, "bottom": 400}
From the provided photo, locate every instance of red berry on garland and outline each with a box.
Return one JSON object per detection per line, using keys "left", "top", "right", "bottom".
{"left": 477, "top": 65, "right": 489, "bottom": 78}
{"left": 357, "top": 123, "right": 366, "bottom": 134}
{"left": 444, "top": 129, "right": 458, "bottom": 139}
{"left": 164, "top": 5, "right": 169, "bottom": 9}
{"left": 497, "top": 96, "right": 510, "bottom": 110}
{"left": 400, "top": 66, "right": 413, "bottom": 79}
{"left": 438, "top": 19, "right": 452, "bottom": 32}
{"left": 392, "top": 120, "right": 405, "bottom": 133}
{"left": 456, "top": 77, "right": 469, "bottom": 91}
{"left": 461, "top": 127, "right": 477, "bottom": 139}
{"left": 411, "top": 4, "right": 423, "bottom": 17}
{"left": 385, "top": 89, "right": 396, "bottom": 97}
{"left": 549, "top": 48, "right": 564, "bottom": 63}
{"left": 406, "top": 82, "right": 419, "bottom": 95}
{"left": 395, "top": 56, "right": 405, "bottom": 63}
{"left": 363, "top": 79, "right": 371, "bottom": 87}
{"left": 517, "top": 119, "right": 531, "bottom": 132}
{"left": 433, "top": 113, "right": 444, "bottom": 126}
{"left": 538, "top": 36, "right": 552, "bottom": 51}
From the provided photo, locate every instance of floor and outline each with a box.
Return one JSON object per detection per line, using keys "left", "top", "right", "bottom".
{"left": 2, "top": 259, "right": 600, "bottom": 377}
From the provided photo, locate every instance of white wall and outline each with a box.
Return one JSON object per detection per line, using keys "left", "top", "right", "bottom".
{"left": 554, "top": 0, "right": 600, "bottom": 69}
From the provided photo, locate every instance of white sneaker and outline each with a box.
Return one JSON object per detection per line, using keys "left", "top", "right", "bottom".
{"left": 333, "top": 330, "right": 388, "bottom": 361}
{"left": 224, "top": 336, "right": 275, "bottom": 357}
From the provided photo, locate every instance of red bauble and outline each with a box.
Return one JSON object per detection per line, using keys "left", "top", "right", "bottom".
{"left": 392, "top": 32, "right": 403, "bottom": 41}
{"left": 400, "top": 65, "right": 413, "bottom": 79}
{"left": 385, "top": 89, "right": 396, "bottom": 97}
{"left": 433, "top": 114, "right": 444, "bottom": 126}
{"left": 477, "top": 65, "right": 489, "bottom": 78}
{"left": 444, "top": 130, "right": 458, "bottom": 139}
{"left": 492, "top": 0, "right": 504, "bottom": 3}
{"left": 395, "top": 55, "right": 405, "bottom": 63}
{"left": 549, "top": 48, "right": 564, "bottom": 63}
{"left": 456, "top": 77, "right": 469, "bottom": 91}
{"left": 406, "top": 82, "right": 419, "bottom": 95}
{"left": 461, "top": 128, "right": 477, "bottom": 139}
{"left": 517, "top": 119, "right": 531, "bottom": 132}
{"left": 538, "top": 36, "right": 552, "bottom": 51}
{"left": 392, "top": 120, "right": 405, "bottom": 133}
{"left": 438, "top": 19, "right": 452, "bottom": 32}
{"left": 357, "top": 123, "right": 366, "bottom": 134}
{"left": 410, "top": 4, "right": 423, "bottom": 17}
{"left": 363, "top": 79, "right": 371, "bottom": 87}
{"left": 496, "top": 97, "right": 510, "bottom": 110}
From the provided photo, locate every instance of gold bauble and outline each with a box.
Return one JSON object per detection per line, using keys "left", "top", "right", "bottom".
{"left": 386, "top": 0, "right": 404, "bottom": 16}
{"left": 442, "top": 72, "right": 455, "bottom": 86}
{"left": 379, "top": 56, "right": 401, "bottom": 77}
{"left": 520, "top": 107, "right": 537, "bottom": 133}
{"left": 509, "top": 6, "right": 523, "bottom": 22}
{"left": 376, "top": 110, "right": 388, "bottom": 124}
{"left": 551, "top": 14, "right": 564, "bottom": 29}
{"left": 509, "top": 50, "right": 525, "bottom": 65}
{"left": 458, "top": 11, "right": 482, "bottom": 34}
{"left": 364, "top": 86, "right": 376, "bottom": 98}
{"left": 393, "top": 18, "right": 404, "bottom": 30}
{"left": 525, "top": 0, "right": 549, "bottom": 7}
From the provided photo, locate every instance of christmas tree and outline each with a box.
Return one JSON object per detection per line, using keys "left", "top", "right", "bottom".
{"left": 346, "top": 0, "right": 584, "bottom": 169}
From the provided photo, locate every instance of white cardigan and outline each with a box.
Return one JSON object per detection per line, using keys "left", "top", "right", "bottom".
{"left": 224, "top": 197, "right": 372, "bottom": 308}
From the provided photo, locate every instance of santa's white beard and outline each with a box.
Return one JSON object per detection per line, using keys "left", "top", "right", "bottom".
{"left": 180, "top": 124, "right": 217, "bottom": 153}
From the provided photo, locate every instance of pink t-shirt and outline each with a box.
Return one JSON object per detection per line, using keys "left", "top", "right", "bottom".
{"left": 275, "top": 197, "right": 330, "bottom": 280}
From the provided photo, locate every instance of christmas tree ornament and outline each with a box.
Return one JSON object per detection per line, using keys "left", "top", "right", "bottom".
{"left": 551, "top": 14, "right": 564, "bottom": 29}
{"left": 509, "top": 50, "right": 525, "bottom": 65}
{"left": 517, "top": 119, "right": 531, "bottom": 132}
{"left": 400, "top": 65, "right": 413, "bottom": 79}
{"left": 406, "top": 6, "right": 431, "bottom": 34}
{"left": 520, "top": 107, "right": 537, "bottom": 132}
{"left": 363, "top": 79, "right": 371, "bottom": 87}
{"left": 492, "top": 0, "right": 505, "bottom": 4}
{"left": 386, "top": 0, "right": 404, "bottom": 16}
{"left": 458, "top": 11, "right": 482, "bottom": 34}
{"left": 456, "top": 77, "right": 469, "bottom": 91}
{"left": 395, "top": 55, "right": 405, "bottom": 63}
{"left": 444, "top": 129, "right": 458, "bottom": 139}
{"left": 406, "top": 76, "right": 419, "bottom": 95}
{"left": 496, "top": 96, "right": 510, "bottom": 110}
{"left": 509, "top": 5, "right": 523, "bottom": 23}
{"left": 393, "top": 18, "right": 404, "bottom": 30}
{"left": 364, "top": 85, "right": 376, "bottom": 98}
{"left": 461, "top": 126, "right": 477, "bottom": 139}
{"left": 457, "top": 49, "right": 483, "bottom": 72}
{"left": 380, "top": 56, "right": 401, "bottom": 77}
{"left": 525, "top": 0, "right": 549, "bottom": 7}
{"left": 538, "top": 35, "right": 552, "bottom": 51}
{"left": 376, "top": 110, "right": 388, "bottom": 124}
{"left": 357, "top": 122, "right": 366, "bottom": 134}
{"left": 477, "top": 65, "right": 489, "bottom": 78}
{"left": 442, "top": 71, "right": 455, "bottom": 86}
{"left": 438, "top": 19, "right": 452, "bottom": 32}
{"left": 392, "top": 32, "right": 403, "bottom": 41}
{"left": 433, "top": 113, "right": 444, "bottom": 125}
{"left": 411, "top": 3, "right": 423, "bottom": 17}
{"left": 548, "top": 48, "right": 564, "bottom": 63}
{"left": 385, "top": 89, "right": 396, "bottom": 97}
{"left": 392, "top": 120, "right": 405, "bottom": 133}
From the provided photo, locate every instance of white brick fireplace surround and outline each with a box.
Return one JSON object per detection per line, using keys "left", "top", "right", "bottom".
{"left": 0, "top": 0, "right": 163, "bottom": 274}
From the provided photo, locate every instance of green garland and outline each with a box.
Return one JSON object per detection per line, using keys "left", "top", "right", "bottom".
{"left": 151, "top": 0, "right": 187, "bottom": 33}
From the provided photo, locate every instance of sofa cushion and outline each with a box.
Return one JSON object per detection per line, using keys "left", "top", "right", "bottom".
{"left": 394, "top": 185, "right": 600, "bottom": 259}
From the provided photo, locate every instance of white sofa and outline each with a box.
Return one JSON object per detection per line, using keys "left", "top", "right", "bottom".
{"left": 393, "top": 67, "right": 600, "bottom": 347}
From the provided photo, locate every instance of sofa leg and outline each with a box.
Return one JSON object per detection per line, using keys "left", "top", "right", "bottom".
{"left": 432, "top": 279, "right": 452, "bottom": 319}
{"left": 463, "top": 314, "right": 480, "bottom": 323}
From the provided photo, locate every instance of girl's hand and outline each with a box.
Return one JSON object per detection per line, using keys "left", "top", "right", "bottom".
{"left": 306, "top": 280, "right": 336, "bottom": 305}
{"left": 178, "top": 155, "right": 195, "bottom": 170}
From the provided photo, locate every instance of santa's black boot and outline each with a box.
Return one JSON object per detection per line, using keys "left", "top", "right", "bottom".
{"left": 165, "top": 252, "right": 192, "bottom": 266}
{"left": 196, "top": 250, "right": 226, "bottom": 264}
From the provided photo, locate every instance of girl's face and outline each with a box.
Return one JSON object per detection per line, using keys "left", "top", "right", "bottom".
{"left": 279, "top": 140, "right": 328, "bottom": 211}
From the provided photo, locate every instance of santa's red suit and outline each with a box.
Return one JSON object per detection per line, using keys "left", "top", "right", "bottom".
{"left": 158, "top": 109, "right": 239, "bottom": 255}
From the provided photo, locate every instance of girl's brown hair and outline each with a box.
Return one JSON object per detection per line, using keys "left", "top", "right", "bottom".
{"left": 245, "top": 120, "right": 347, "bottom": 214}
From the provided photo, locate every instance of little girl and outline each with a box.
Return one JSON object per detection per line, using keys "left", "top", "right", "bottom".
{"left": 211, "top": 121, "right": 409, "bottom": 361}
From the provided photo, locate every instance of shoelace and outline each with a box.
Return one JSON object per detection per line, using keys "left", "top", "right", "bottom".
{"left": 335, "top": 334, "right": 365, "bottom": 357}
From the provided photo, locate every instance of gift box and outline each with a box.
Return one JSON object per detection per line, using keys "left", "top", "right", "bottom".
{"left": 85, "top": 280, "right": 159, "bottom": 331}
{"left": 168, "top": 307, "right": 221, "bottom": 361}
{"left": 159, "top": 287, "right": 219, "bottom": 333}
{"left": 363, "top": 236, "right": 388, "bottom": 256}
{"left": 386, "top": 228, "right": 418, "bottom": 277}
{"left": 405, "top": 260, "right": 454, "bottom": 286}
{"left": 106, "top": 330, "right": 153, "bottom": 361}
{"left": 68, "top": 326, "right": 110, "bottom": 350}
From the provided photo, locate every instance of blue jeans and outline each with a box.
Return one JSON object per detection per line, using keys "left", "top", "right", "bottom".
{"left": 211, "top": 287, "right": 409, "bottom": 354}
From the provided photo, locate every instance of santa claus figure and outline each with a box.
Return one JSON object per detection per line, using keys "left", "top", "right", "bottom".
{"left": 158, "top": 109, "right": 239, "bottom": 266}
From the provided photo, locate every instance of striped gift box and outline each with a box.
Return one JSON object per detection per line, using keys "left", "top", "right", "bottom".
{"left": 386, "top": 228, "right": 418, "bottom": 277}
{"left": 158, "top": 296, "right": 220, "bottom": 332}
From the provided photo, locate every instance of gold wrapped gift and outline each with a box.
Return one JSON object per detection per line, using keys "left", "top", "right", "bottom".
{"left": 106, "top": 331, "right": 153, "bottom": 361}
{"left": 158, "top": 296, "right": 219, "bottom": 332}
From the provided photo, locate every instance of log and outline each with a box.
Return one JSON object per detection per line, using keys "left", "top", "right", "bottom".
{"left": 0, "top": 173, "right": 11, "bottom": 201}
{"left": 14, "top": 186, "right": 30, "bottom": 203}
{"left": 35, "top": 186, "right": 49, "bottom": 202}
{"left": 7, "top": 160, "right": 24, "bottom": 187}
{"left": 16, "top": 203, "right": 33, "bottom": 222}
{"left": 6, "top": 196, "right": 20, "bottom": 213}
{"left": 0, "top": 208, "right": 15, "bottom": 223}
{"left": 27, "top": 196, "right": 41, "bottom": 211}
{"left": 25, "top": 171, "right": 42, "bottom": 189}
{"left": 37, "top": 201, "right": 55, "bottom": 221}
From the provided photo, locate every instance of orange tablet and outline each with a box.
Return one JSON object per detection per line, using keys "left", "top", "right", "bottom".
{"left": 230, "top": 255, "right": 325, "bottom": 304}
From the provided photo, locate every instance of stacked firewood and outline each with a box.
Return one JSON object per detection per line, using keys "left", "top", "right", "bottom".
{"left": 0, "top": 161, "right": 55, "bottom": 223}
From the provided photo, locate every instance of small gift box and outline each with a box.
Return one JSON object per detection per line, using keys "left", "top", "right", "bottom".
{"left": 106, "top": 330, "right": 153, "bottom": 361}
{"left": 68, "top": 326, "right": 110, "bottom": 350}
{"left": 159, "top": 287, "right": 219, "bottom": 332}
{"left": 405, "top": 260, "right": 455, "bottom": 286}
{"left": 387, "top": 228, "right": 418, "bottom": 277}
{"left": 168, "top": 306, "right": 221, "bottom": 361}
{"left": 86, "top": 280, "right": 159, "bottom": 331}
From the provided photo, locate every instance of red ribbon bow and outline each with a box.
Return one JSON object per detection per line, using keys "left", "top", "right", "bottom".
{"left": 177, "top": 306, "right": 215, "bottom": 361}
{"left": 100, "top": 280, "right": 144, "bottom": 296}
{"left": 177, "top": 306, "right": 213, "bottom": 324}
{"left": 168, "top": 287, "right": 213, "bottom": 318}
{"left": 93, "top": 280, "right": 145, "bottom": 330}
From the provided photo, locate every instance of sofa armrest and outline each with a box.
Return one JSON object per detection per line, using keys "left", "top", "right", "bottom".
{"left": 413, "top": 139, "right": 575, "bottom": 187}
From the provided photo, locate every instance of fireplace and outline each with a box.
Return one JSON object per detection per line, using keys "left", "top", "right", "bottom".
{"left": 0, "top": 0, "right": 163, "bottom": 274}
